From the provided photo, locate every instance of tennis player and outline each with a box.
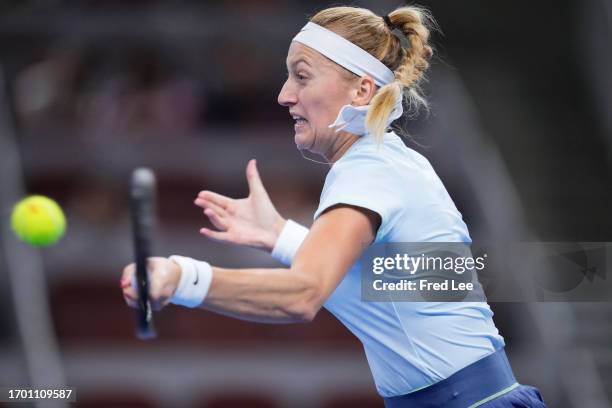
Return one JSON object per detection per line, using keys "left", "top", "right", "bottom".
{"left": 121, "top": 6, "right": 546, "bottom": 407}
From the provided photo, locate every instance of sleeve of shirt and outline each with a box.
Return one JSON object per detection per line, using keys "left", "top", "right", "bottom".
{"left": 313, "top": 150, "right": 404, "bottom": 239}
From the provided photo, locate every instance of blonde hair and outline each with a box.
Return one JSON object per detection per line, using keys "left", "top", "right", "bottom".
{"left": 310, "top": 5, "right": 435, "bottom": 142}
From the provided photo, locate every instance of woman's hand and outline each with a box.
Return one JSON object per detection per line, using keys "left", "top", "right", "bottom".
{"left": 120, "top": 257, "right": 181, "bottom": 311}
{"left": 194, "top": 159, "right": 286, "bottom": 252}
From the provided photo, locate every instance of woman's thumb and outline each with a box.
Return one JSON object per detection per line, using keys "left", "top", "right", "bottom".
{"left": 246, "top": 159, "right": 266, "bottom": 196}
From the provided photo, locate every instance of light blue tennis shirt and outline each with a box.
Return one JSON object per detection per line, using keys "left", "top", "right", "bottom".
{"left": 313, "top": 131, "right": 505, "bottom": 398}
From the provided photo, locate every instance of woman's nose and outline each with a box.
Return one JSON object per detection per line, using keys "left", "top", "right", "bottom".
{"left": 277, "top": 79, "right": 297, "bottom": 107}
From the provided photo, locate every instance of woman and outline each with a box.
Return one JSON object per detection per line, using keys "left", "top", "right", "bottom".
{"left": 121, "top": 5, "right": 546, "bottom": 407}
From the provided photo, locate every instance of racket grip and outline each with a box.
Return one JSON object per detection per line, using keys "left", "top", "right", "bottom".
{"left": 136, "top": 310, "right": 157, "bottom": 340}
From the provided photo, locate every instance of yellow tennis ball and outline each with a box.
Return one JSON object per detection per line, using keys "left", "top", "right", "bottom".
{"left": 11, "top": 195, "right": 66, "bottom": 246}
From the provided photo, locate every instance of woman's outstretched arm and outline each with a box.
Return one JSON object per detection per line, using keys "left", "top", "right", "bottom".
{"left": 120, "top": 205, "right": 378, "bottom": 323}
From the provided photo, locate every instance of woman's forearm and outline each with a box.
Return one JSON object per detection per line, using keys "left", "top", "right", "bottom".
{"left": 200, "top": 266, "right": 320, "bottom": 324}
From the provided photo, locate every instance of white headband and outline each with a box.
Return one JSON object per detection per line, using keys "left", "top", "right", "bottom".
{"left": 291, "top": 22, "right": 403, "bottom": 136}
{"left": 292, "top": 22, "right": 395, "bottom": 87}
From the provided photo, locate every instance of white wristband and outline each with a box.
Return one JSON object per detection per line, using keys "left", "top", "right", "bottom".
{"left": 271, "top": 220, "right": 309, "bottom": 266}
{"left": 168, "top": 255, "right": 213, "bottom": 308}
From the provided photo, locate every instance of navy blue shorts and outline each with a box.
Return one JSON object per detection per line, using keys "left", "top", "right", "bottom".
{"left": 480, "top": 384, "right": 546, "bottom": 407}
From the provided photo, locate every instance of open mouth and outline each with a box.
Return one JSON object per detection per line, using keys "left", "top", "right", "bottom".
{"left": 291, "top": 113, "right": 308, "bottom": 132}
{"left": 292, "top": 114, "right": 308, "bottom": 125}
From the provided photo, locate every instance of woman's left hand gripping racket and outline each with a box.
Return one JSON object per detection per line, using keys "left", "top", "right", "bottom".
{"left": 130, "top": 168, "right": 157, "bottom": 340}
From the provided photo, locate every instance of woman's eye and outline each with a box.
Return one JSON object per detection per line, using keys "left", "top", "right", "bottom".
{"left": 297, "top": 73, "right": 306, "bottom": 81}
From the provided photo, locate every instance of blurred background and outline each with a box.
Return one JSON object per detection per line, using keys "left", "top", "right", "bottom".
{"left": 0, "top": 0, "right": 611, "bottom": 407}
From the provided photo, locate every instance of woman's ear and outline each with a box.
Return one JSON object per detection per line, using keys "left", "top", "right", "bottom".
{"left": 351, "top": 76, "right": 377, "bottom": 106}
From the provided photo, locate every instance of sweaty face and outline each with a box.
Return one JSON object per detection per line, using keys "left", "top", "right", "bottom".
{"left": 277, "top": 42, "right": 357, "bottom": 157}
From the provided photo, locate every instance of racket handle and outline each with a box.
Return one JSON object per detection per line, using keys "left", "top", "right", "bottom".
{"left": 136, "top": 304, "right": 157, "bottom": 340}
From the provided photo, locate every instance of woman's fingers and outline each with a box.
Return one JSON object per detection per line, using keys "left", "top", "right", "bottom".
{"left": 120, "top": 264, "right": 140, "bottom": 308}
{"left": 148, "top": 283, "right": 169, "bottom": 311}
{"left": 196, "top": 198, "right": 227, "bottom": 218}
{"left": 122, "top": 285, "right": 139, "bottom": 307}
{"left": 121, "top": 259, "right": 177, "bottom": 311}
{"left": 195, "top": 196, "right": 229, "bottom": 230}
{"left": 197, "top": 195, "right": 225, "bottom": 210}
{"left": 120, "top": 277, "right": 131, "bottom": 289}
{"left": 204, "top": 208, "right": 228, "bottom": 230}
{"left": 197, "top": 190, "right": 231, "bottom": 210}
{"left": 199, "top": 227, "right": 231, "bottom": 243}
{"left": 124, "top": 297, "right": 139, "bottom": 309}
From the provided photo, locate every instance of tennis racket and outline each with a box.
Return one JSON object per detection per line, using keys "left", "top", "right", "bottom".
{"left": 130, "top": 167, "right": 157, "bottom": 340}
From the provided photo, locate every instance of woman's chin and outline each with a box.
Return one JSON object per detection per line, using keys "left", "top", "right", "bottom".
{"left": 294, "top": 131, "right": 313, "bottom": 150}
